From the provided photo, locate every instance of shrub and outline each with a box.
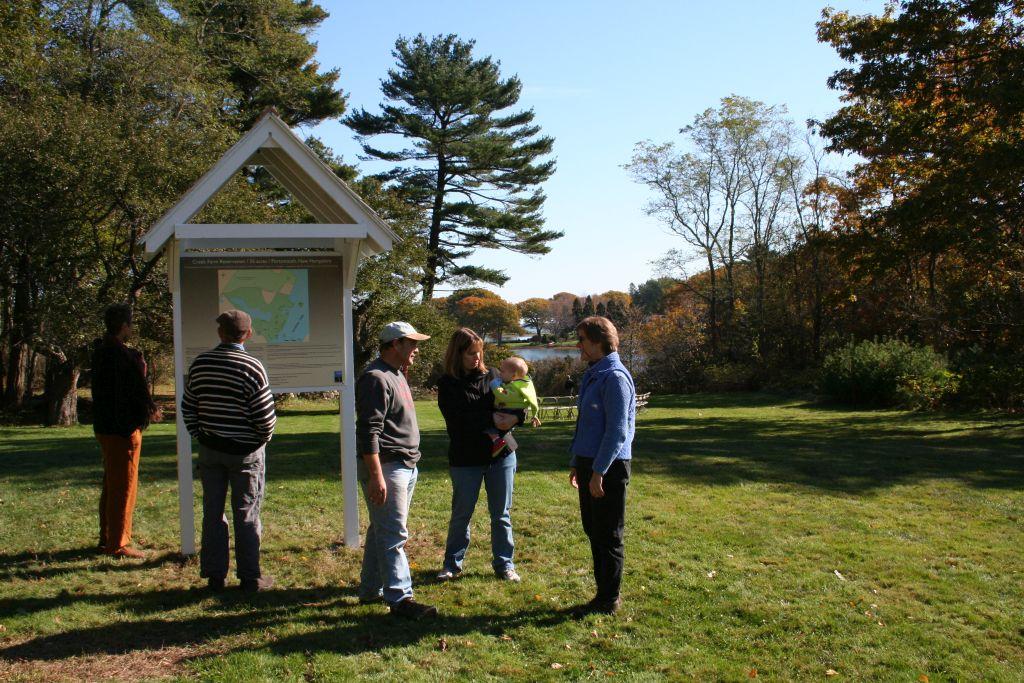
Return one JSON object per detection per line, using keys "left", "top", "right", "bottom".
{"left": 636, "top": 306, "right": 707, "bottom": 393}
{"left": 819, "top": 338, "right": 958, "bottom": 409}
{"left": 954, "top": 350, "right": 1024, "bottom": 411}
{"left": 527, "top": 356, "right": 587, "bottom": 396}
{"left": 702, "top": 363, "right": 761, "bottom": 392}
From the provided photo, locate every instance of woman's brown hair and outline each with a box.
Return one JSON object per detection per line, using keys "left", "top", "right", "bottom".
{"left": 577, "top": 316, "right": 619, "bottom": 355}
{"left": 444, "top": 327, "right": 487, "bottom": 378}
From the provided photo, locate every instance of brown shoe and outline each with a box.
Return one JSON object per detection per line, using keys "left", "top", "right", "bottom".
{"left": 240, "top": 576, "right": 275, "bottom": 593}
{"left": 390, "top": 598, "right": 438, "bottom": 620}
{"left": 109, "top": 546, "right": 146, "bottom": 559}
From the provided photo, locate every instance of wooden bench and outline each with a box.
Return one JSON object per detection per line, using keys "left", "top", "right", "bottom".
{"left": 537, "top": 395, "right": 577, "bottom": 421}
{"left": 637, "top": 392, "right": 651, "bottom": 411}
{"left": 537, "top": 391, "right": 651, "bottom": 422}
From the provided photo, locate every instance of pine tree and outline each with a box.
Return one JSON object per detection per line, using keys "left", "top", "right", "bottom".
{"left": 572, "top": 298, "right": 583, "bottom": 324}
{"left": 346, "top": 34, "right": 562, "bottom": 300}
{"left": 583, "top": 295, "right": 596, "bottom": 318}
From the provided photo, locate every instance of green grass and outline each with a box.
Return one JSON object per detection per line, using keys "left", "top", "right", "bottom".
{"left": 1, "top": 394, "right": 1023, "bottom": 681}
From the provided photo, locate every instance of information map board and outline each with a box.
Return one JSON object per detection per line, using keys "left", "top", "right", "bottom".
{"left": 180, "top": 255, "right": 344, "bottom": 391}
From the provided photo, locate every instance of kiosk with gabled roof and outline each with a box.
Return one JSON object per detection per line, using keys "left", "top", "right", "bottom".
{"left": 141, "top": 109, "right": 398, "bottom": 554}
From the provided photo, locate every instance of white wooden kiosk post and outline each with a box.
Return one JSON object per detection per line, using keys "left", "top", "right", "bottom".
{"left": 140, "top": 110, "right": 398, "bottom": 554}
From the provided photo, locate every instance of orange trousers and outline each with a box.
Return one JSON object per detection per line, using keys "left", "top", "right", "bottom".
{"left": 97, "top": 430, "right": 142, "bottom": 553}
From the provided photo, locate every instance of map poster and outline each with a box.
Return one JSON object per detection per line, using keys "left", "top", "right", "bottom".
{"left": 180, "top": 255, "right": 344, "bottom": 391}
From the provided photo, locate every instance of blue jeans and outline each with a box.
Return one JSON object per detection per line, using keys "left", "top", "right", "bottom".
{"left": 442, "top": 452, "right": 516, "bottom": 574}
{"left": 358, "top": 460, "right": 417, "bottom": 605}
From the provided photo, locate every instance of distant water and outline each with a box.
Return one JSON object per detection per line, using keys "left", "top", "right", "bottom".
{"left": 514, "top": 346, "right": 579, "bottom": 362}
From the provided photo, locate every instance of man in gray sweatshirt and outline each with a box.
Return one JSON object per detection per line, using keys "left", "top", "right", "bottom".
{"left": 355, "top": 321, "right": 437, "bottom": 619}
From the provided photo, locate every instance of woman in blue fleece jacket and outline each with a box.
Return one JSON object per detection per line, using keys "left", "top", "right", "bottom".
{"left": 569, "top": 315, "right": 636, "bottom": 617}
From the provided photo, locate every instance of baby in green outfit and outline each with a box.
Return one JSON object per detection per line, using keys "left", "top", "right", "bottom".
{"left": 488, "top": 356, "right": 541, "bottom": 457}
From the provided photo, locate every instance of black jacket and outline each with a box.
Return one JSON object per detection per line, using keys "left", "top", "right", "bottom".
{"left": 91, "top": 336, "right": 155, "bottom": 437}
{"left": 437, "top": 368, "right": 518, "bottom": 467}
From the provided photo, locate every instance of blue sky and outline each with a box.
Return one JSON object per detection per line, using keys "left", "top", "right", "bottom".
{"left": 305, "top": 0, "right": 886, "bottom": 302}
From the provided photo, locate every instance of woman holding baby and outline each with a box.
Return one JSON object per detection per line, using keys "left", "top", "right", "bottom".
{"left": 436, "top": 328, "right": 528, "bottom": 583}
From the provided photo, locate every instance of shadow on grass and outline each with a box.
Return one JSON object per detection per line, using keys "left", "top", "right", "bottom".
{"left": 0, "top": 547, "right": 184, "bottom": 582}
{"left": 633, "top": 395, "right": 1024, "bottom": 493}
{"left": 0, "top": 584, "right": 569, "bottom": 662}
{"left": 2, "top": 394, "right": 1022, "bottom": 494}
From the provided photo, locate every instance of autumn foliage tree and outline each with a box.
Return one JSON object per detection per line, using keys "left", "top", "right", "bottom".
{"left": 456, "top": 296, "right": 523, "bottom": 342}
{"left": 517, "top": 298, "right": 551, "bottom": 338}
{"left": 817, "top": 0, "right": 1024, "bottom": 354}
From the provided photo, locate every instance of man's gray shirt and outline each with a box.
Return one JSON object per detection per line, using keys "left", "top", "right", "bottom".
{"left": 355, "top": 358, "right": 421, "bottom": 468}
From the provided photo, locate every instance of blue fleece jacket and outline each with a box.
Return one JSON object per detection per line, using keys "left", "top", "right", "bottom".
{"left": 569, "top": 352, "right": 636, "bottom": 475}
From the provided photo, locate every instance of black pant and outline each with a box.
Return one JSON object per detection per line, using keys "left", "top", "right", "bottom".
{"left": 576, "top": 458, "right": 630, "bottom": 602}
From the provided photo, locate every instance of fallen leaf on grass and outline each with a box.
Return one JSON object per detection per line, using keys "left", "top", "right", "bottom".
{"left": 591, "top": 630, "right": 599, "bottom": 637}
{"left": 748, "top": 668, "right": 758, "bottom": 678}
{"left": 551, "top": 663, "right": 563, "bottom": 669}
{"left": 534, "top": 594, "right": 544, "bottom": 601}
{"left": 825, "top": 669, "right": 839, "bottom": 677}
{"left": 437, "top": 638, "right": 447, "bottom": 651}
{"left": 918, "top": 676, "right": 929, "bottom": 683}
{"left": 707, "top": 570, "right": 717, "bottom": 579}
{"left": 499, "top": 635, "right": 512, "bottom": 641}
{"left": 564, "top": 643, "right": 572, "bottom": 650}
{"left": 833, "top": 570, "right": 846, "bottom": 581}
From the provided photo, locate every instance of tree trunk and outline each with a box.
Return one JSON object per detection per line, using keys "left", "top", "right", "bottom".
{"left": 45, "top": 357, "right": 79, "bottom": 426}
{"left": 706, "top": 250, "right": 719, "bottom": 358}
{"left": 421, "top": 153, "right": 448, "bottom": 302}
{"left": 4, "top": 270, "right": 32, "bottom": 407}
{"left": 4, "top": 341, "right": 30, "bottom": 407}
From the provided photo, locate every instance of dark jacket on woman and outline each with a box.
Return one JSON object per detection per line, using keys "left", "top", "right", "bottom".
{"left": 437, "top": 367, "right": 518, "bottom": 467}
{"left": 91, "top": 335, "right": 155, "bottom": 437}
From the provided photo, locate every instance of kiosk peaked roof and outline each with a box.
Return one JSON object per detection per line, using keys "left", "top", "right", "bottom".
{"left": 141, "top": 109, "right": 399, "bottom": 256}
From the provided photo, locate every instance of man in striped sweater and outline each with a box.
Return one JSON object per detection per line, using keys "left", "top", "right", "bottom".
{"left": 181, "top": 309, "right": 277, "bottom": 592}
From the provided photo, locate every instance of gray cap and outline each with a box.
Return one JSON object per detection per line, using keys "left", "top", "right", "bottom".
{"left": 380, "top": 321, "right": 430, "bottom": 343}
{"left": 216, "top": 309, "right": 252, "bottom": 337}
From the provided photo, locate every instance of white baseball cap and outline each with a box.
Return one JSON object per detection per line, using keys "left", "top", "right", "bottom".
{"left": 380, "top": 321, "right": 431, "bottom": 343}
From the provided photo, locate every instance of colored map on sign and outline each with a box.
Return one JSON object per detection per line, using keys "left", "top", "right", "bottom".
{"left": 218, "top": 269, "right": 310, "bottom": 344}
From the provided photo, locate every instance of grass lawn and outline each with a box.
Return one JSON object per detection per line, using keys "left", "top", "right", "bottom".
{"left": 1, "top": 394, "right": 1023, "bottom": 681}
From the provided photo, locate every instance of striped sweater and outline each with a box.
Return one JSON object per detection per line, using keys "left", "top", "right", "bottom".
{"left": 181, "top": 343, "right": 277, "bottom": 454}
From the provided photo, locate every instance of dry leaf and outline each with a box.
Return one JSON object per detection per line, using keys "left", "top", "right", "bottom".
{"left": 564, "top": 643, "right": 572, "bottom": 650}
{"left": 499, "top": 634, "right": 512, "bottom": 641}
{"left": 825, "top": 669, "right": 839, "bottom": 677}
{"left": 918, "top": 676, "right": 929, "bottom": 683}
{"left": 833, "top": 570, "right": 847, "bottom": 581}
{"left": 591, "top": 630, "right": 599, "bottom": 637}
{"left": 437, "top": 638, "right": 448, "bottom": 652}
{"left": 748, "top": 668, "right": 758, "bottom": 678}
{"left": 707, "top": 570, "right": 717, "bottom": 579}
{"left": 534, "top": 594, "right": 544, "bottom": 601}
{"left": 551, "top": 663, "right": 564, "bottom": 669}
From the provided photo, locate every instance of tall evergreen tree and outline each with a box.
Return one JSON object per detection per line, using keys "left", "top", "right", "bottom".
{"left": 571, "top": 298, "right": 583, "bottom": 324}
{"left": 582, "top": 295, "right": 596, "bottom": 318}
{"left": 345, "top": 34, "right": 562, "bottom": 301}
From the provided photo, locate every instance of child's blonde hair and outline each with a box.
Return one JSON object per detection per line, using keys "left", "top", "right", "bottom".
{"left": 502, "top": 356, "right": 529, "bottom": 378}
